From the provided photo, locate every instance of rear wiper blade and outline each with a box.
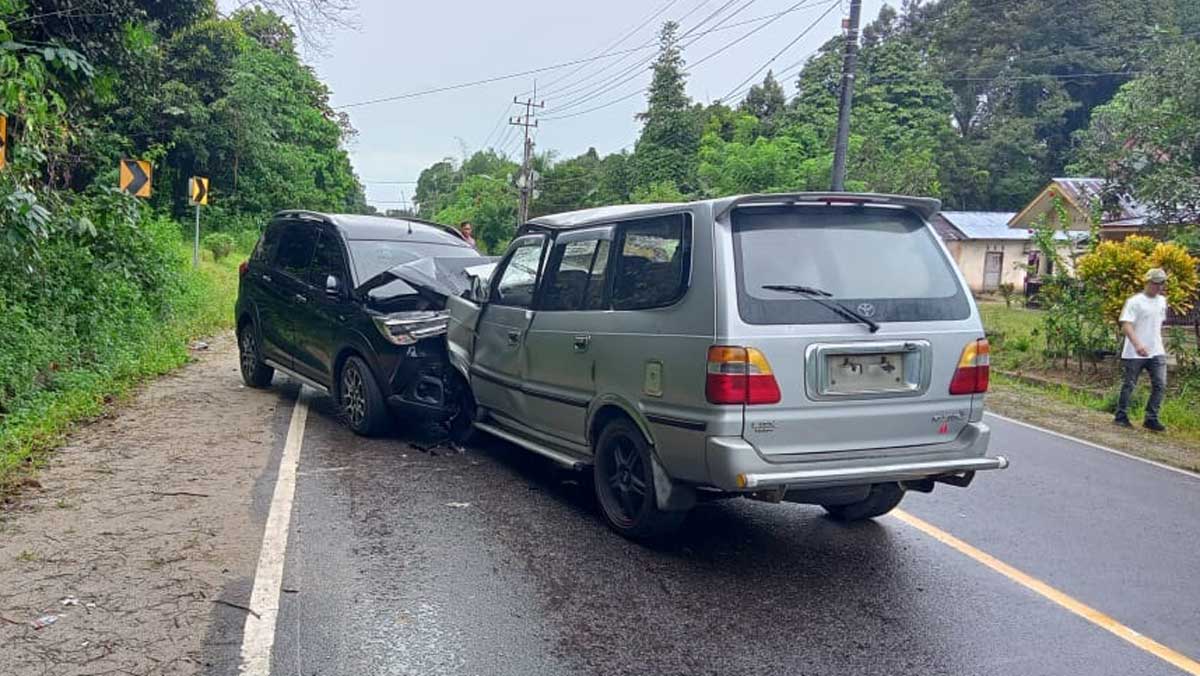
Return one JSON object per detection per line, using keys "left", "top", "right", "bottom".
{"left": 762, "top": 284, "right": 880, "bottom": 333}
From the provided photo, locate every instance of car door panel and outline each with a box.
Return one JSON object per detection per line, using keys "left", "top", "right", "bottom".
{"left": 470, "top": 235, "right": 547, "bottom": 423}
{"left": 523, "top": 227, "right": 614, "bottom": 447}
{"left": 292, "top": 229, "right": 353, "bottom": 386}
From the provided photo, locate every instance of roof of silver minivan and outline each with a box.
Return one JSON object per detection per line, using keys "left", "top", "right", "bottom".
{"left": 525, "top": 192, "right": 942, "bottom": 231}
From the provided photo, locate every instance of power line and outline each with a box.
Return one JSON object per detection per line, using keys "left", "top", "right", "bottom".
{"left": 720, "top": 0, "right": 839, "bottom": 102}
{"left": 536, "top": 0, "right": 685, "bottom": 94}
{"left": 543, "top": 0, "right": 770, "bottom": 118}
{"left": 536, "top": 0, "right": 714, "bottom": 102}
{"left": 543, "top": 0, "right": 834, "bottom": 121}
{"left": 333, "top": 45, "right": 656, "bottom": 110}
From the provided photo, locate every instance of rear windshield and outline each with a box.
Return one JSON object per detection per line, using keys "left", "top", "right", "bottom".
{"left": 731, "top": 206, "right": 969, "bottom": 324}
{"left": 348, "top": 239, "right": 478, "bottom": 283}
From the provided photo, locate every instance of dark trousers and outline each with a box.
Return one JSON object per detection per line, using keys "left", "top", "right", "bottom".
{"left": 1116, "top": 356, "right": 1167, "bottom": 423}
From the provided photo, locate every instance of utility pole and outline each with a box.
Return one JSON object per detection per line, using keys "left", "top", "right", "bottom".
{"left": 510, "top": 85, "right": 544, "bottom": 224}
{"left": 830, "top": 0, "right": 863, "bottom": 192}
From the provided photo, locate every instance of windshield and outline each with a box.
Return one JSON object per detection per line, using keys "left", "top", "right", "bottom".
{"left": 732, "top": 206, "right": 969, "bottom": 324}
{"left": 348, "top": 239, "right": 478, "bottom": 283}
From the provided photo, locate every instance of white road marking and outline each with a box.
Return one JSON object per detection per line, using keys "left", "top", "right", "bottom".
{"left": 985, "top": 411, "right": 1200, "bottom": 481}
{"left": 239, "top": 389, "right": 309, "bottom": 675}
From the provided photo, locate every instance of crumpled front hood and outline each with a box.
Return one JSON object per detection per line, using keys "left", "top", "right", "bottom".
{"left": 355, "top": 256, "right": 498, "bottom": 302}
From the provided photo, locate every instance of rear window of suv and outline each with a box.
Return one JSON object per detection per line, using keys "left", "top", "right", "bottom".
{"left": 731, "top": 206, "right": 970, "bottom": 324}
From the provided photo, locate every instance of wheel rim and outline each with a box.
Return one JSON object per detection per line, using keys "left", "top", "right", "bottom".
{"left": 341, "top": 364, "right": 366, "bottom": 427}
{"left": 599, "top": 434, "right": 648, "bottom": 527}
{"left": 240, "top": 330, "right": 257, "bottom": 378}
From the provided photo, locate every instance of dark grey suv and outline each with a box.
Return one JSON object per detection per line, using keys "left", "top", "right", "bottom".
{"left": 234, "top": 210, "right": 482, "bottom": 435}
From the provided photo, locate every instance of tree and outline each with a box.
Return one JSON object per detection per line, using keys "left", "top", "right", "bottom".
{"left": 632, "top": 21, "right": 701, "bottom": 195}
{"left": 737, "top": 70, "right": 786, "bottom": 137}
{"left": 415, "top": 159, "right": 461, "bottom": 218}
{"left": 433, "top": 175, "right": 517, "bottom": 254}
{"left": 1071, "top": 43, "right": 1200, "bottom": 228}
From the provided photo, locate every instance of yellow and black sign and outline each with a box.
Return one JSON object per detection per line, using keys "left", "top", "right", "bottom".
{"left": 0, "top": 115, "right": 7, "bottom": 171}
{"left": 118, "top": 158, "right": 152, "bottom": 198}
{"left": 189, "top": 176, "right": 209, "bottom": 206}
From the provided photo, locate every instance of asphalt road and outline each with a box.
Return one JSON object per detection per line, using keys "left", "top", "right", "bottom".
{"left": 222, "top": 384, "right": 1200, "bottom": 676}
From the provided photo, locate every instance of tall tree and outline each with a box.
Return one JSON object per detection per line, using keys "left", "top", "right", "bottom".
{"left": 737, "top": 70, "right": 787, "bottom": 137}
{"left": 633, "top": 21, "right": 701, "bottom": 194}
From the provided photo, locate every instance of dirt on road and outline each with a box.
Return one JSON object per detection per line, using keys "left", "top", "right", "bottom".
{"left": 0, "top": 331, "right": 280, "bottom": 675}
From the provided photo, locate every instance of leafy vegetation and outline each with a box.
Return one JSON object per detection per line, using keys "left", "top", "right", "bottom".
{"left": 1076, "top": 236, "right": 1198, "bottom": 321}
{"left": 414, "top": 0, "right": 1200, "bottom": 243}
{"left": 0, "top": 0, "right": 365, "bottom": 488}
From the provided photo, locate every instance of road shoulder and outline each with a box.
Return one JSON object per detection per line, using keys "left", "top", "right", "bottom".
{"left": 0, "top": 332, "right": 282, "bottom": 674}
{"left": 986, "top": 379, "right": 1200, "bottom": 473}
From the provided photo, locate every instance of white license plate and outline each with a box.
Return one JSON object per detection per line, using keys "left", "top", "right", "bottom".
{"left": 826, "top": 352, "right": 907, "bottom": 394}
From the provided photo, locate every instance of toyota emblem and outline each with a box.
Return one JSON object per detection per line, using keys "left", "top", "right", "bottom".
{"left": 856, "top": 303, "right": 877, "bottom": 318}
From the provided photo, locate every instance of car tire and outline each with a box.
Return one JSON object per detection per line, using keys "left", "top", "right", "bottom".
{"left": 592, "top": 418, "right": 686, "bottom": 540}
{"left": 823, "top": 483, "right": 905, "bottom": 522}
{"left": 337, "top": 355, "right": 388, "bottom": 437}
{"left": 446, "top": 375, "right": 479, "bottom": 446}
{"left": 238, "top": 323, "right": 274, "bottom": 388}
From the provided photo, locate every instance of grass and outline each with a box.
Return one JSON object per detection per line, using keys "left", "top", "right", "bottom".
{"left": 0, "top": 242, "right": 244, "bottom": 493}
{"left": 978, "top": 300, "right": 1200, "bottom": 456}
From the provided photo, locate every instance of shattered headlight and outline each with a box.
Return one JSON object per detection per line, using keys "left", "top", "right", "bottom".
{"left": 372, "top": 311, "right": 450, "bottom": 346}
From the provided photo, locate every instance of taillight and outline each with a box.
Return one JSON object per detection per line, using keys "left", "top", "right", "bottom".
{"left": 949, "top": 338, "right": 990, "bottom": 395}
{"left": 706, "top": 346, "right": 782, "bottom": 405}
{"left": 238, "top": 260, "right": 249, "bottom": 277}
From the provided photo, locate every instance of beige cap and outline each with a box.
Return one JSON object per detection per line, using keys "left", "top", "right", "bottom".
{"left": 1145, "top": 268, "right": 1168, "bottom": 283}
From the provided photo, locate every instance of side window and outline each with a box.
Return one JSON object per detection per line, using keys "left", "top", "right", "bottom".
{"left": 612, "top": 215, "right": 690, "bottom": 310}
{"left": 541, "top": 233, "right": 612, "bottom": 311}
{"left": 308, "top": 230, "right": 347, "bottom": 287}
{"left": 492, "top": 238, "right": 547, "bottom": 308}
{"left": 274, "top": 222, "right": 319, "bottom": 279}
{"left": 253, "top": 221, "right": 283, "bottom": 263}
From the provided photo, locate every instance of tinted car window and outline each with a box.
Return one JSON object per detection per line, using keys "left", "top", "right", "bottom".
{"left": 493, "top": 238, "right": 546, "bottom": 308}
{"left": 612, "top": 215, "right": 689, "bottom": 310}
{"left": 541, "top": 236, "right": 611, "bottom": 311}
{"left": 253, "top": 222, "right": 283, "bottom": 263}
{"left": 274, "top": 222, "right": 318, "bottom": 278}
{"left": 731, "top": 206, "right": 970, "bottom": 324}
{"left": 308, "top": 230, "right": 347, "bottom": 287}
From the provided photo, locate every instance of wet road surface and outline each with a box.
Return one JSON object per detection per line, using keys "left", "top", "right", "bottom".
{"left": 243, "top": 386, "right": 1200, "bottom": 676}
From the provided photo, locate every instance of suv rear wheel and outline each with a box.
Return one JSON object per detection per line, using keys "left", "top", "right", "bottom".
{"left": 238, "top": 323, "right": 274, "bottom": 388}
{"left": 593, "top": 418, "right": 686, "bottom": 539}
{"left": 823, "top": 483, "right": 905, "bottom": 522}
{"left": 338, "top": 356, "right": 388, "bottom": 436}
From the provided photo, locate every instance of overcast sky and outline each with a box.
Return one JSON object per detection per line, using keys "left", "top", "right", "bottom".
{"left": 281, "top": 0, "right": 887, "bottom": 209}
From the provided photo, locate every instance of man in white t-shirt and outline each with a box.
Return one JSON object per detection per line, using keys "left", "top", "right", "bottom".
{"left": 1114, "top": 268, "right": 1169, "bottom": 432}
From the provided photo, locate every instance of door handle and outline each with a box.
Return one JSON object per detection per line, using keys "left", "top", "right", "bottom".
{"left": 573, "top": 335, "right": 591, "bottom": 352}
{"left": 506, "top": 330, "right": 521, "bottom": 346}
{"left": 293, "top": 293, "right": 308, "bottom": 304}
{"left": 261, "top": 273, "right": 273, "bottom": 283}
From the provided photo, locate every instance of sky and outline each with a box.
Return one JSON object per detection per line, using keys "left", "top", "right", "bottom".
{"left": 283, "top": 0, "right": 887, "bottom": 210}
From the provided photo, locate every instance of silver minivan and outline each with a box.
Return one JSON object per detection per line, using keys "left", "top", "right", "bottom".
{"left": 446, "top": 192, "right": 1007, "bottom": 538}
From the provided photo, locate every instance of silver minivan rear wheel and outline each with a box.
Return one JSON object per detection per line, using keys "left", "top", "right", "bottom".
{"left": 593, "top": 418, "right": 685, "bottom": 539}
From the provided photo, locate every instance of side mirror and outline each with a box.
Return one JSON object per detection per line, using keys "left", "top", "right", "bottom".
{"left": 325, "top": 275, "right": 342, "bottom": 298}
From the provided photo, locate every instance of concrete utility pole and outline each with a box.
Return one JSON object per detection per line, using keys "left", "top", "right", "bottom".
{"left": 830, "top": 0, "right": 863, "bottom": 192}
{"left": 510, "top": 86, "right": 544, "bottom": 224}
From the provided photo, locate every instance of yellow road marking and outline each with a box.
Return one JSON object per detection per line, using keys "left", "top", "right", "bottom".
{"left": 892, "top": 509, "right": 1200, "bottom": 675}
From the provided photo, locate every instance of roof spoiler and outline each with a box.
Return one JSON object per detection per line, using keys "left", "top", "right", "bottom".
{"left": 273, "top": 209, "right": 331, "bottom": 223}
{"left": 714, "top": 193, "right": 942, "bottom": 221}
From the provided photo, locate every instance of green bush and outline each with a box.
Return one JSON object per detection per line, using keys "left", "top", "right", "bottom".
{"left": 203, "top": 232, "right": 237, "bottom": 261}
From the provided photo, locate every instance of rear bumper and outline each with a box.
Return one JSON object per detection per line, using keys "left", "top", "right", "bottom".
{"left": 704, "top": 422, "right": 1006, "bottom": 491}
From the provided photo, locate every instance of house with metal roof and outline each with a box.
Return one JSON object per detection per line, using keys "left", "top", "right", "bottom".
{"left": 932, "top": 210, "right": 1084, "bottom": 293}
{"left": 1008, "top": 178, "right": 1152, "bottom": 239}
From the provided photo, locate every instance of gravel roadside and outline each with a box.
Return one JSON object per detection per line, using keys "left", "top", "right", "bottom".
{"left": 0, "top": 331, "right": 280, "bottom": 675}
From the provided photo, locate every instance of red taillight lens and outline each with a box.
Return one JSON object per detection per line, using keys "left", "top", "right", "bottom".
{"left": 238, "top": 260, "right": 249, "bottom": 277}
{"left": 705, "top": 346, "right": 782, "bottom": 405}
{"left": 949, "top": 338, "right": 990, "bottom": 395}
